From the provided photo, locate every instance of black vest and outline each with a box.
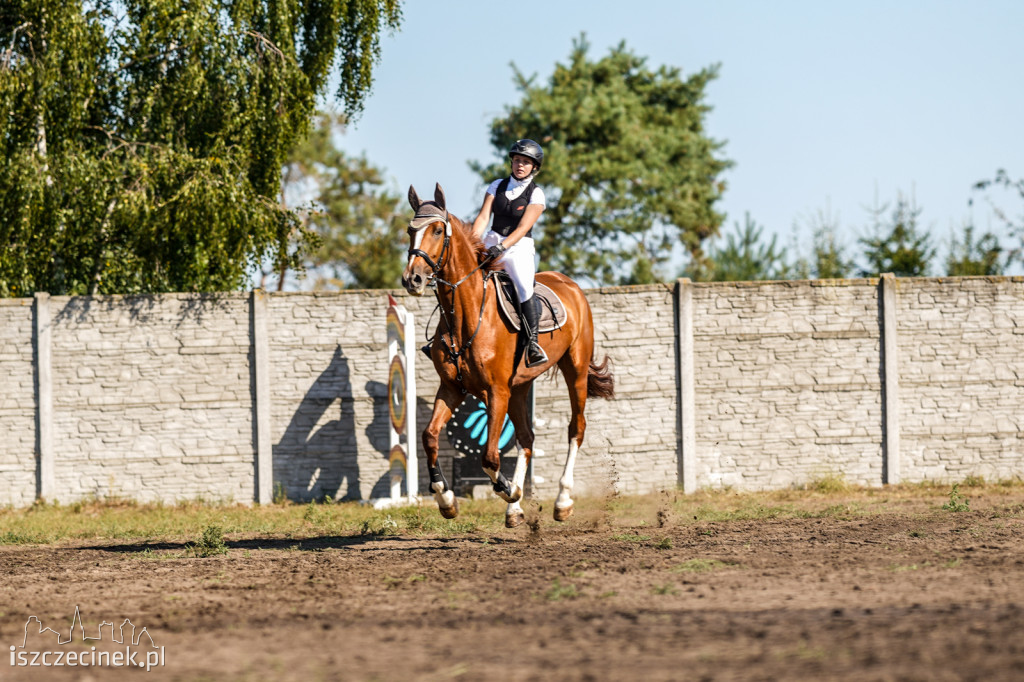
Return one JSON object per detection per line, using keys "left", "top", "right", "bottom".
{"left": 491, "top": 177, "right": 537, "bottom": 238}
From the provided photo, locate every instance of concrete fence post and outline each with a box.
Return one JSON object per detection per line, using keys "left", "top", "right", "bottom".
{"left": 34, "top": 292, "right": 54, "bottom": 501}
{"left": 880, "top": 274, "right": 901, "bottom": 485}
{"left": 676, "top": 279, "right": 697, "bottom": 494}
{"left": 251, "top": 289, "right": 273, "bottom": 504}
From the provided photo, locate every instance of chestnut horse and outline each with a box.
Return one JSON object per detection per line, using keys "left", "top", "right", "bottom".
{"left": 402, "top": 184, "right": 614, "bottom": 528}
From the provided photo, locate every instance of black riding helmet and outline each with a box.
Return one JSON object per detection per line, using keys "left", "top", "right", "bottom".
{"left": 508, "top": 139, "right": 543, "bottom": 169}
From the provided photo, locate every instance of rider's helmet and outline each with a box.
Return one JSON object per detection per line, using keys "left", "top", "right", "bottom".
{"left": 508, "top": 139, "right": 543, "bottom": 170}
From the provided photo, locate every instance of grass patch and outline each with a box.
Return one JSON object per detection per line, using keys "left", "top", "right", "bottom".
{"left": 0, "top": 498, "right": 498, "bottom": 546}
{"left": 2, "top": 479, "right": 1023, "bottom": 548}
{"left": 545, "top": 578, "right": 579, "bottom": 601}
{"left": 803, "top": 473, "right": 851, "bottom": 494}
{"left": 941, "top": 484, "right": 971, "bottom": 512}
{"left": 188, "top": 525, "right": 228, "bottom": 557}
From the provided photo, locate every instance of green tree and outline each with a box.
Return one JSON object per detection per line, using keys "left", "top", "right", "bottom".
{"left": 473, "top": 35, "right": 732, "bottom": 285}
{"left": 790, "top": 205, "right": 855, "bottom": 280}
{"left": 273, "top": 111, "right": 406, "bottom": 290}
{"left": 700, "top": 213, "right": 789, "bottom": 281}
{"left": 945, "top": 223, "right": 1004, "bottom": 276}
{"left": 858, "top": 193, "right": 935, "bottom": 277}
{"left": 0, "top": 0, "right": 401, "bottom": 297}
{"left": 971, "top": 169, "right": 1023, "bottom": 267}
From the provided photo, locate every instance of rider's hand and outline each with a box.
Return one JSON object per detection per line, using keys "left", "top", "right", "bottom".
{"left": 486, "top": 243, "right": 506, "bottom": 260}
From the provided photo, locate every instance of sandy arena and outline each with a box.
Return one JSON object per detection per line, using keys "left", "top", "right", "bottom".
{"left": 2, "top": 488, "right": 1023, "bottom": 681}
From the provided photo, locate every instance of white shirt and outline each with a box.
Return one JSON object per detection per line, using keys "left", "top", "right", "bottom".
{"left": 486, "top": 176, "right": 546, "bottom": 206}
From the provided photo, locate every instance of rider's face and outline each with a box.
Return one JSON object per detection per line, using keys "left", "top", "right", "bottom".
{"left": 510, "top": 154, "right": 535, "bottom": 180}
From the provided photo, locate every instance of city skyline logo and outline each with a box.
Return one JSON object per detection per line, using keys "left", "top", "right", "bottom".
{"left": 9, "top": 606, "right": 165, "bottom": 672}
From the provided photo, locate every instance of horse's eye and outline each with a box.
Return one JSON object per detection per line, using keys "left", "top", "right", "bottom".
{"left": 433, "top": 226, "right": 443, "bottom": 236}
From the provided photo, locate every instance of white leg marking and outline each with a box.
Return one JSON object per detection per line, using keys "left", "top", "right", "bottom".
{"left": 505, "top": 445, "right": 527, "bottom": 526}
{"left": 506, "top": 498, "right": 524, "bottom": 517}
{"left": 509, "top": 445, "right": 527, "bottom": 501}
{"left": 433, "top": 488, "right": 455, "bottom": 509}
{"left": 556, "top": 440, "right": 578, "bottom": 511}
{"left": 503, "top": 446, "right": 527, "bottom": 513}
{"left": 483, "top": 467, "right": 499, "bottom": 484}
{"left": 431, "top": 480, "right": 455, "bottom": 511}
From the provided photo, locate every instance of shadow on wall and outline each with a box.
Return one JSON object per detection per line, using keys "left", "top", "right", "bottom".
{"left": 274, "top": 346, "right": 365, "bottom": 503}
{"left": 364, "top": 380, "right": 399, "bottom": 500}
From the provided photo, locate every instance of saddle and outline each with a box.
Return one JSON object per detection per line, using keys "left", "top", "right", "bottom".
{"left": 491, "top": 271, "right": 568, "bottom": 333}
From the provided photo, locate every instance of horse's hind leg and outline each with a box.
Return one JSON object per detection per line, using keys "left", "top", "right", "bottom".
{"left": 503, "top": 384, "right": 535, "bottom": 528}
{"left": 424, "top": 384, "right": 464, "bottom": 519}
{"left": 555, "top": 353, "right": 589, "bottom": 522}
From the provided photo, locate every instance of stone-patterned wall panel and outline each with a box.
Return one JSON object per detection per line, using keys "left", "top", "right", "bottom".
{"left": 49, "top": 295, "right": 254, "bottom": 503}
{"left": 692, "top": 281, "right": 884, "bottom": 489}
{"left": 897, "top": 278, "right": 1024, "bottom": 481}
{"left": 0, "top": 300, "right": 38, "bottom": 507}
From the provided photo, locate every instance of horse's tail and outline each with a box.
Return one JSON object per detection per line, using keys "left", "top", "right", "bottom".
{"left": 586, "top": 355, "right": 615, "bottom": 399}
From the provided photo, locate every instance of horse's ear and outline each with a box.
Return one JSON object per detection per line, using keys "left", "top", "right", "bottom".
{"left": 433, "top": 183, "right": 446, "bottom": 211}
{"left": 408, "top": 185, "right": 422, "bottom": 212}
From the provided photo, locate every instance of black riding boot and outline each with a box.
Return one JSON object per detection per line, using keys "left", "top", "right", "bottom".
{"left": 522, "top": 295, "right": 548, "bottom": 368}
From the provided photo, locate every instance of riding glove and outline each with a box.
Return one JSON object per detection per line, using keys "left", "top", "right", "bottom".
{"left": 486, "top": 243, "right": 506, "bottom": 260}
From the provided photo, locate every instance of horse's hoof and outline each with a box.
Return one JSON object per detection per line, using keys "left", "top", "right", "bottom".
{"left": 505, "top": 511, "right": 525, "bottom": 529}
{"left": 553, "top": 504, "right": 574, "bottom": 522}
{"left": 439, "top": 502, "right": 459, "bottom": 519}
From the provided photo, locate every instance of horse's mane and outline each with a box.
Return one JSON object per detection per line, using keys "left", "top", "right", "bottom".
{"left": 450, "top": 214, "right": 503, "bottom": 272}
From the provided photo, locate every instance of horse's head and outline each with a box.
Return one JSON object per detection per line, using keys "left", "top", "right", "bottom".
{"left": 402, "top": 183, "right": 451, "bottom": 296}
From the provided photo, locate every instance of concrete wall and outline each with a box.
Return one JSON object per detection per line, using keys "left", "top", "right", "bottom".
{"left": 0, "top": 299, "right": 37, "bottom": 507}
{"left": 691, "top": 280, "right": 884, "bottom": 490}
{"left": 896, "top": 278, "right": 1024, "bottom": 481}
{"left": 1, "top": 276, "right": 1022, "bottom": 506}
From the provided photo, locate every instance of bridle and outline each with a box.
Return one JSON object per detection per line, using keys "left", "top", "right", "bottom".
{"left": 407, "top": 212, "right": 496, "bottom": 384}
{"left": 407, "top": 210, "right": 452, "bottom": 276}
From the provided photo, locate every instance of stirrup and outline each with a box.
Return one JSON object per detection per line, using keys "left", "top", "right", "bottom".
{"left": 526, "top": 342, "right": 548, "bottom": 368}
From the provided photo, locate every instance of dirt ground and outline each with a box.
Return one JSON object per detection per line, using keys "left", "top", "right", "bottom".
{"left": 2, "top": 489, "right": 1024, "bottom": 682}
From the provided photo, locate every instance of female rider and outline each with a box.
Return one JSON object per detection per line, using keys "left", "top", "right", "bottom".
{"left": 471, "top": 139, "right": 548, "bottom": 368}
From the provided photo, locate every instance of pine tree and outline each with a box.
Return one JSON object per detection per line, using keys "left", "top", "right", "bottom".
{"left": 858, "top": 193, "right": 935, "bottom": 277}
{"left": 473, "top": 35, "right": 732, "bottom": 285}
{"left": 702, "top": 213, "right": 789, "bottom": 282}
{"left": 945, "top": 223, "right": 1004, "bottom": 276}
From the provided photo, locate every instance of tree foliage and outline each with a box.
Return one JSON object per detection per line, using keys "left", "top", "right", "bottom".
{"left": 273, "top": 111, "right": 406, "bottom": 290}
{"left": 858, "top": 194, "right": 935, "bottom": 277}
{"left": 0, "top": 0, "right": 401, "bottom": 296}
{"left": 971, "top": 169, "right": 1023, "bottom": 267}
{"left": 473, "top": 35, "right": 732, "bottom": 285}
{"left": 700, "top": 213, "right": 789, "bottom": 282}
{"left": 790, "top": 205, "right": 855, "bottom": 280}
{"left": 945, "top": 224, "right": 1005, "bottom": 276}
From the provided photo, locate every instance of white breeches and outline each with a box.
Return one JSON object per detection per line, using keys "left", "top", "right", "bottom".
{"left": 484, "top": 231, "right": 535, "bottom": 301}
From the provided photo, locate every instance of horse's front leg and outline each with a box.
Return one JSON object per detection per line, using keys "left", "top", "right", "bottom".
{"left": 424, "top": 385, "right": 464, "bottom": 519}
{"left": 501, "top": 384, "right": 535, "bottom": 528}
{"left": 480, "top": 388, "right": 521, "bottom": 505}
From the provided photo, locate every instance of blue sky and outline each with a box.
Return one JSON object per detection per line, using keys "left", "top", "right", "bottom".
{"left": 337, "top": 1, "right": 1024, "bottom": 276}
